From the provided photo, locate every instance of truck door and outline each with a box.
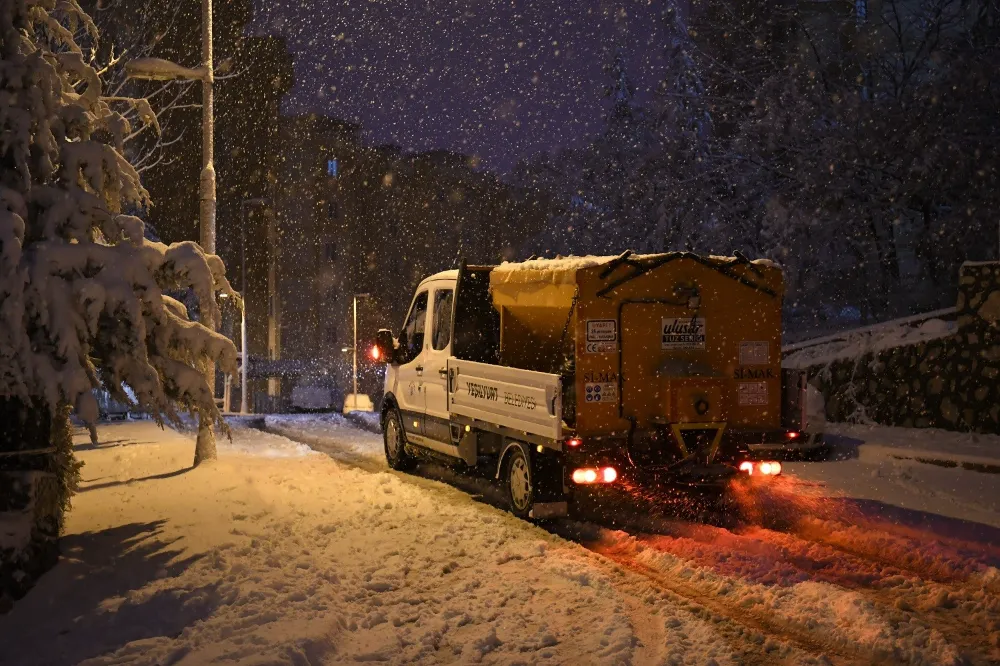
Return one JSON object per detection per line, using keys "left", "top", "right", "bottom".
{"left": 422, "top": 285, "right": 454, "bottom": 443}
{"left": 394, "top": 289, "right": 429, "bottom": 439}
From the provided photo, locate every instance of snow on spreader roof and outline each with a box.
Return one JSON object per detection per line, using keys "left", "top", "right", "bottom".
{"left": 491, "top": 253, "right": 779, "bottom": 285}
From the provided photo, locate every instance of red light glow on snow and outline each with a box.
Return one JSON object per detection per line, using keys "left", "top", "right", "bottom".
{"left": 370, "top": 346, "right": 381, "bottom": 361}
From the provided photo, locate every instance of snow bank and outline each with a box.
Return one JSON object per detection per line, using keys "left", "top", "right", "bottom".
{"left": 223, "top": 422, "right": 315, "bottom": 458}
{"left": 264, "top": 413, "right": 385, "bottom": 461}
{"left": 345, "top": 410, "right": 382, "bottom": 433}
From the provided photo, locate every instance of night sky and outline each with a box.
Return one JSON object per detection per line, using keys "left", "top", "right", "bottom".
{"left": 254, "top": 1, "right": 669, "bottom": 173}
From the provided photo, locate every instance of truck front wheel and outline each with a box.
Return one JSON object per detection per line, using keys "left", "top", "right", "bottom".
{"left": 383, "top": 409, "right": 415, "bottom": 471}
{"left": 505, "top": 446, "right": 534, "bottom": 519}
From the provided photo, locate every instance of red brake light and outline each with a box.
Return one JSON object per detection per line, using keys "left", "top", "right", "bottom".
{"left": 758, "top": 461, "right": 782, "bottom": 476}
{"left": 786, "top": 431, "right": 800, "bottom": 440}
{"left": 566, "top": 437, "right": 583, "bottom": 449}
{"left": 739, "top": 461, "right": 754, "bottom": 475}
{"left": 571, "top": 467, "right": 617, "bottom": 484}
{"left": 370, "top": 346, "right": 382, "bottom": 361}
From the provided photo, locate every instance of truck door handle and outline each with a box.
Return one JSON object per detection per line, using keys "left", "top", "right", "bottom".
{"left": 438, "top": 368, "right": 448, "bottom": 378}
{"left": 415, "top": 365, "right": 423, "bottom": 376}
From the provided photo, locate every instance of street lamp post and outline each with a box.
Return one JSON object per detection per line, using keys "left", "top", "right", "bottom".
{"left": 125, "top": 0, "right": 216, "bottom": 463}
{"left": 343, "top": 293, "right": 373, "bottom": 413}
{"left": 353, "top": 293, "right": 371, "bottom": 398}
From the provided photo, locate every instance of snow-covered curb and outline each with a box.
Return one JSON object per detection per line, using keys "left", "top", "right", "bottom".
{"left": 827, "top": 423, "right": 1000, "bottom": 473}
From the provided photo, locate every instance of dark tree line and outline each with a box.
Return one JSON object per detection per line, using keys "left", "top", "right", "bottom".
{"left": 514, "top": 0, "right": 999, "bottom": 334}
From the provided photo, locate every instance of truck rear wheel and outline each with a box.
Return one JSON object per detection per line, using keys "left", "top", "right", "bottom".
{"left": 505, "top": 446, "right": 534, "bottom": 519}
{"left": 383, "top": 409, "right": 415, "bottom": 471}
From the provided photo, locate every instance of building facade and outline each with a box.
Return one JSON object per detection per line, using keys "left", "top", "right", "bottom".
{"left": 268, "top": 114, "right": 548, "bottom": 407}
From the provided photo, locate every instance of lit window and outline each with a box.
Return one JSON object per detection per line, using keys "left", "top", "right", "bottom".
{"left": 855, "top": 0, "right": 868, "bottom": 23}
{"left": 327, "top": 158, "right": 338, "bottom": 177}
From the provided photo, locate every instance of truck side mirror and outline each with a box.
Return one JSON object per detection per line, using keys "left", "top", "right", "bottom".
{"left": 374, "top": 329, "right": 396, "bottom": 365}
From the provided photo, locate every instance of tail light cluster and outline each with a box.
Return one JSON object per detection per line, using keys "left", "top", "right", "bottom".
{"left": 571, "top": 467, "right": 618, "bottom": 484}
{"left": 739, "top": 460, "right": 782, "bottom": 476}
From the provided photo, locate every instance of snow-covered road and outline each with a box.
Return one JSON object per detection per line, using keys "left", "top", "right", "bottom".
{"left": 1, "top": 416, "right": 998, "bottom": 665}
{"left": 265, "top": 414, "right": 1000, "bottom": 665}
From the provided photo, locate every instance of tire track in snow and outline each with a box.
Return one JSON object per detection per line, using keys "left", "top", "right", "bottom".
{"left": 777, "top": 522, "right": 1000, "bottom": 664}
{"left": 621, "top": 526, "right": 998, "bottom": 665}
{"left": 263, "top": 418, "right": 995, "bottom": 664}
{"left": 584, "top": 538, "right": 886, "bottom": 666}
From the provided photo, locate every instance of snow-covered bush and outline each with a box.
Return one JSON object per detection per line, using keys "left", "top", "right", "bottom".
{"left": 0, "top": 0, "right": 238, "bottom": 436}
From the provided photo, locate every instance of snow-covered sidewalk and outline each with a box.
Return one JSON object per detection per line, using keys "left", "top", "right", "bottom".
{"left": 0, "top": 421, "right": 733, "bottom": 665}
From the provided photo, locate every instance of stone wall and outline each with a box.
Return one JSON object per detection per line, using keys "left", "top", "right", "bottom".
{"left": 796, "top": 262, "right": 1000, "bottom": 433}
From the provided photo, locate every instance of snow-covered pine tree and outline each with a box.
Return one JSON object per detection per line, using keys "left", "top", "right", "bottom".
{"left": 0, "top": 0, "right": 239, "bottom": 470}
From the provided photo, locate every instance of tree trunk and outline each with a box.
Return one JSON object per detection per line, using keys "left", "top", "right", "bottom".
{"left": 916, "top": 202, "right": 941, "bottom": 289}
{"left": 194, "top": 411, "right": 217, "bottom": 466}
{"left": 867, "top": 217, "right": 896, "bottom": 316}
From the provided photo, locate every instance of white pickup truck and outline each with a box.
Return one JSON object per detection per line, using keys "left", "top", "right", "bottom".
{"left": 375, "top": 267, "right": 570, "bottom": 519}
{"left": 374, "top": 255, "right": 812, "bottom": 520}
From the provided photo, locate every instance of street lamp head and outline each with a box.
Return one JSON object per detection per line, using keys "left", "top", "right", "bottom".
{"left": 125, "top": 58, "right": 210, "bottom": 82}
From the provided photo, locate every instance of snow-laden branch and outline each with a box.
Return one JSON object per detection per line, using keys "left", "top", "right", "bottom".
{"left": 0, "top": 0, "right": 238, "bottom": 436}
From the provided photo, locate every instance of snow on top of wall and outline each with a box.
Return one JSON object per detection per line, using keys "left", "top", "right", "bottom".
{"left": 783, "top": 317, "right": 955, "bottom": 369}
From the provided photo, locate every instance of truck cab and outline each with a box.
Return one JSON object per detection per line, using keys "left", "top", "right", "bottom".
{"left": 376, "top": 255, "right": 808, "bottom": 520}
{"left": 382, "top": 269, "right": 462, "bottom": 456}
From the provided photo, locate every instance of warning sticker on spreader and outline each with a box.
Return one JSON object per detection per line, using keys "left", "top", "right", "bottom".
{"left": 661, "top": 317, "right": 706, "bottom": 350}
{"left": 738, "top": 381, "right": 768, "bottom": 406}
{"left": 584, "top": 382, "right": 617, "bottom": 404}
{"left": 585, "top": 319, "right": 618, "bottom": 354}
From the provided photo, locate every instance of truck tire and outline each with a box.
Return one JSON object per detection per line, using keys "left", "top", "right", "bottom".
{"left": 383, "top": 409, "right": 415, "bottom": 471}
{"left": 504, "top": 445, "right": 534, "bottom": 519}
